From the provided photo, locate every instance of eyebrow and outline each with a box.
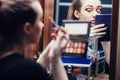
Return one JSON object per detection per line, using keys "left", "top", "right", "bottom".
{"left": 86, "top": 5, "right": 102, "bottom": 8}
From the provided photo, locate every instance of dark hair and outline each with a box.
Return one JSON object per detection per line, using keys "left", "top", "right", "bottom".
{"left": 67, "top": 0, "right": 82, "bottom": 20}
{"left": 0, "top": 0, "right": 37, "bottom": 54}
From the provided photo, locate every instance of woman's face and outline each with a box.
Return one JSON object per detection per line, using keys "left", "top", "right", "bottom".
{"left": 79, "top": 0, "right": 102, "bottom": 26}
{"left": 30, "top": 1, "right": 44, "bottom": 43}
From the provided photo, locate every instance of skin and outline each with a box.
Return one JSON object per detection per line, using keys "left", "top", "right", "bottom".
{"left": 0, "top": 1, "right": 69, "bottom": 80}
{"left": 74, "top": 0, "right": 110, "bottom": 64}
{"left": 26, "top": 1, "right": 44, "bottom": 44}
{"left": 79, "top": 0, "right": 102, "bottom": 22}
{"left": 31, "top": 1, "right": 69, "bottom": 80}
{"left": 22, "top": 1, "right": 44, "bottom": 60}
{"left": 74, "top": 0, "right": 107, "bottom": 37}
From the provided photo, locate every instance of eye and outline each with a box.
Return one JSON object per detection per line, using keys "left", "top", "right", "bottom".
{"left": 85, "top": 8, "right": 93, "bottom": 12}
{"left": 96, "top": 8, "right": 101, "bottom": 14}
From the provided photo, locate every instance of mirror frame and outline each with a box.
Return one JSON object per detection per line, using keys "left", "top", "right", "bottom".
{"left": 110, "top": 0, "right": 120, "bottom": 80}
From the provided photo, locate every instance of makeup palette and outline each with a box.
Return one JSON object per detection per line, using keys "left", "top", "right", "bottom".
{"left": 62, "top": 20, "right": 91, "bottom": 58}
{"left": 63, "top": 41, "right": 87, "bottom": 54}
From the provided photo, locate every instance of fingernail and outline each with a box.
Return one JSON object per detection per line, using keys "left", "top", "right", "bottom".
{"left": 102, "top": 24, "right": 105, "bottom": 26}
{"left": 54, "top": 28, "right": 59, "bottom": 35}
{"left": 51, "top": 33, "right": 56, "bottom": 40}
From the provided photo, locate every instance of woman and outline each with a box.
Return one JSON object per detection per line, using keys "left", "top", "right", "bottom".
{"left": 67, "top": 0, "right": 110, "bottom": 73}
{"left": 0, "top": 0, "right": 68, "bottom": 80}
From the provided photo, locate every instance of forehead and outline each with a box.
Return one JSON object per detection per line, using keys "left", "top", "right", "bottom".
{"left": 31, "top": 1, "right": 43, "bottom": 17}
{"left": 81, "top": 0, "right": 101, "bottom": 7}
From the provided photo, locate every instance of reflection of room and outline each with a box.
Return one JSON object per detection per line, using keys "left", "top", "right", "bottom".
{"left": 1, "top": 0, "right": 120, "bottom": 80}
{"left": 37, "top": 0, "right": 120, "bottom": 80}
{"left": 55, "top": 0, "right": 112, "bottom": 26}
{"left": 54, "top": 0, "right": 112, "bottom": 80}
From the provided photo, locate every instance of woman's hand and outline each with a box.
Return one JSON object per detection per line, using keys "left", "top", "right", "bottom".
{"left": 90, "top": 24, "right": 107, "bottom": 38}
{"left": 49, "top": 27, "right": 69, "bottom": 59}
{"left": 37, "top": 27, "right": 69, "bottom": 68}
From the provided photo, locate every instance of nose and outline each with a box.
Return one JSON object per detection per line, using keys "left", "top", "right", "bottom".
{"left": 41, "top": 22, "right": 44, "bottom": 28}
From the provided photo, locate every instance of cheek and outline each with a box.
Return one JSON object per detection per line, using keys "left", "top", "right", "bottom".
{"left": 80, "top": 13, "right": 91, "bottom": 20}
{"left": 39, "top": 22, "right": 44, "bottom": 36}
{"left": 37, "top": 22, "right": 44, "bottom": 39}
{"left": 81, "top": 11, "right": 94, "bottom": 20}
{"left": 34, "top": 26, "right": 42, "bottom": 43}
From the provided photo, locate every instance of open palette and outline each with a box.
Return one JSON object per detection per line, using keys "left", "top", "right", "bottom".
{"left": 62, "top": 20, "right": 91, "bottom": 58}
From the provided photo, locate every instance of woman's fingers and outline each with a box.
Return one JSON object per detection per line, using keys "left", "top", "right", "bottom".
{"left": 91, "top": 27, "right": 107, "bottom": 33}
{"left": 51, "top": 33, "right": 57, "bottom": 40}
{"left": 91, "top": 24, "right": 105, "bottom": 30}
{"left": 37, "top": 27, "right": 69, "bottom": 66}
{"left": 49, "top": 28, "right": 69, "bottom": 58}
{"left": 57, "top": 31, "right": 69, "bottom": 49}
{"left": 90, "top": 24, "right": 108, "bottom": 38}
{"left": 96, "top": 32, "right": 106, "bottom": 36}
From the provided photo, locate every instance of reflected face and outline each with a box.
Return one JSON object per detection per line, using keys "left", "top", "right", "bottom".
{"left": 79, "top": 0, "right": 102, "bottom": 26}
{"left": 31, "top": 1, "right": 44, "bottom": 43}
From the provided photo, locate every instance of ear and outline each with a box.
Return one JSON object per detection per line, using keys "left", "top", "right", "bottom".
{"left": 23, "top": 22, "right": 32, "bottom": 34}
{"left": 74, "top": 10, "right": 80, "bottom": 19}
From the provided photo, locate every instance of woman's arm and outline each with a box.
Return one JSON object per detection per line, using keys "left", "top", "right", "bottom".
{"left": 37, "top": 40, "right": 54, "bottom": 69}
{"left": 101, "top": 41, "right": 110, "bottom": 64}
{"left": 37, "top": 28, "right": 69, "bottom": 80}
{"left": 51, "top": 57, "right": 68, "bottom": 80}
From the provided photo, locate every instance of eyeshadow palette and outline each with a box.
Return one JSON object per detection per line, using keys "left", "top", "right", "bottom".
{"left": 62, "top": 41, "right": 88, "bottom": 57}
{"left": 62, "top": 20, "right": 91, "bottom": 58}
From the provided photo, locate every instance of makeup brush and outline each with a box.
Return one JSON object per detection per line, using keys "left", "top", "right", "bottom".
{"left": 49, "top": 17, "right": 71, "bottom": 42}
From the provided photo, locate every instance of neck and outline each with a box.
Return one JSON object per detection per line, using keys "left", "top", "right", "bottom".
{"left": 0, "top": 44, "right": 25, "bottom": 59}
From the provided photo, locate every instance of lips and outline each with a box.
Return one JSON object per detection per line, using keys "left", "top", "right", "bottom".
{"left": 90, "top": 20, "right": 95, "bottom": 27}
{"left": 91, "top": 20, "right": 95, "bottom": 24}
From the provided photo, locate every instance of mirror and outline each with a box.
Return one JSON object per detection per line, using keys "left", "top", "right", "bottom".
{"left": 55, "top": 0, "right": 112, "bottom": 26}
{"left": 55, "top": 0, "right": 112, "bottom": 79}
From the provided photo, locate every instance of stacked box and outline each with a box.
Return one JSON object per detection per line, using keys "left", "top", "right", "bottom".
{"left": 62, "top": 56, "right": 92, "bottom": 80}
